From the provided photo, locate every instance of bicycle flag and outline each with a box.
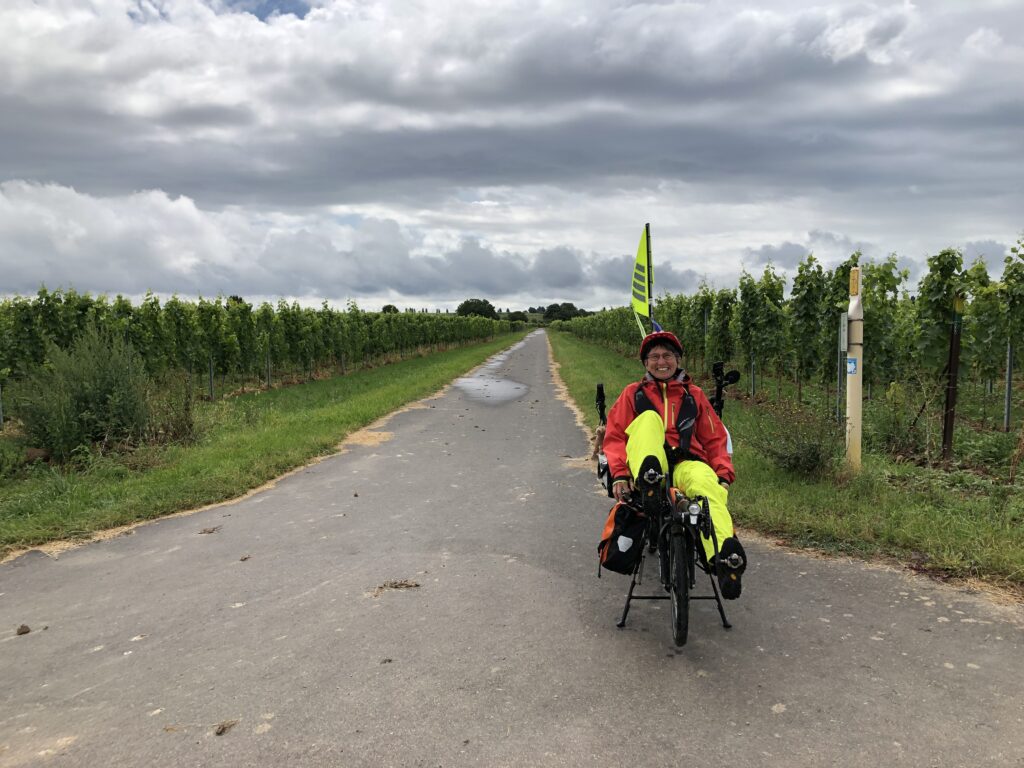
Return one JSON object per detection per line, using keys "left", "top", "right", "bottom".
{"left": 630, "top": 223, "right": 657, "bottom": 337}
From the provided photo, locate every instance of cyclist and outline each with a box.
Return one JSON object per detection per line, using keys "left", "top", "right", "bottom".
{"left": 603, "top": 331, "right": 747, "bottom": 598}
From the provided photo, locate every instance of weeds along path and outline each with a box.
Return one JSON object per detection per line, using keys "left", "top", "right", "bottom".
{"left": 2, "top": 330, "right": 1023, "bottom": 768}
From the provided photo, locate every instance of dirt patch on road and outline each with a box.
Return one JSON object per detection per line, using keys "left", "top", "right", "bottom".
{"left": 338, "top": 429, "right": 394, "bottom": 449}
{"left": 368, "top": 579, "right": 421, "bottom": 597}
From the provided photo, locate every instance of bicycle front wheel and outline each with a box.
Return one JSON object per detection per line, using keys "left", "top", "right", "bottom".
{"left": 669, "top": 531, "right": 689, "bottom": 646}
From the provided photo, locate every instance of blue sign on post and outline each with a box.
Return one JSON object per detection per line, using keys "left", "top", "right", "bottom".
{"left": 847, "top": 357, "right": 858, "bottom": 375}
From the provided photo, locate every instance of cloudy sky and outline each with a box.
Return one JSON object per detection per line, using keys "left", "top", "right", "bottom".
{"left": 1, "top": 0, "right": 1022, "bottom": 310}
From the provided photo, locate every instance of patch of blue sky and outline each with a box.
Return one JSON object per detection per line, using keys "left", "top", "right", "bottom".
{"left": 331, "top": 213, "right": 364, "bottom": 228}
{"left": 220, "top": 0, "right": 310, "bottom": 20}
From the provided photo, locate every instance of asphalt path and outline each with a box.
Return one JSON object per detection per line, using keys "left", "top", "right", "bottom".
{"left": 2, "top": 330, "right": 1022, "bottom": 767}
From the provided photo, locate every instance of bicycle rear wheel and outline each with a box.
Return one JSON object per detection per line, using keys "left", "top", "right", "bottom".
{"left": 669, "top": 531, "right": 689, "bottom": 646}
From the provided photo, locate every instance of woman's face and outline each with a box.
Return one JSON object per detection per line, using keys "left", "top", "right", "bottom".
{"left": 644, "top": 345, "right": 680, "bottom": 380}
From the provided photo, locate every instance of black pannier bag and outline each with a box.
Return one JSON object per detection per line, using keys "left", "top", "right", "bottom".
{"left": 597, "top": 502, "right": 646, "bottom": 576}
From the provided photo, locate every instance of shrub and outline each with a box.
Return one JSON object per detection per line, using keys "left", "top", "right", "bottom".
{"left": 742, "top": 398, "right": 843, "bottom": 476}
{"left": 146, "top": 372, "right": 196, "bottom": 444}
{"left": 0, "top": 438, "right": 25, "bottom": 479}
{"left": 14, "top": 324, "right": 150, "bottom": 461}
{"left": 864, "top": 381, "right": 925, "bottom": 458}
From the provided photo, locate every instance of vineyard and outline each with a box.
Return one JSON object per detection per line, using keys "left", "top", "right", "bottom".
{"left": 553, "top": 244, "right": 1024, "bottom": 476}
{"left": 0, "top": 289, "right": 522, "bottom": 386}
{"left": 0, "top": 289, "right": 524, "bottom": 463}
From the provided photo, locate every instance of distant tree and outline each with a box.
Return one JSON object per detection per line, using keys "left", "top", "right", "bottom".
{"left": 381, "top": 304, "right": 399, "bottom": 314}
{"left": 456, "top": 298, "right": 498, "bottom": 319}
{"left": 507, "top": 311, "right": 528, "bottom": 322}
{"left": 543, "top": 302, "right": 587, "bottom": 322}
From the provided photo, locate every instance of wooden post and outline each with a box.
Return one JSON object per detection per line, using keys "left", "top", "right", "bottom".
{"left": 1006, "top": 341, "right": 1015, "bottom": 433}
{"left": 837, "top": 312, "right": 847, "bottom": 423}
{"left": 845, "top": 272, "right": 863, "bottom": 472}
{"left": 941, "top": 295, "right": 965, "bottom": 461}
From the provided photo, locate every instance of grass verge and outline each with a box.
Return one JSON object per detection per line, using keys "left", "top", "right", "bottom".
{"left": 0, "top": 332, "right": 526, "bottom": 557}
{"left": 549, "top": 331, "right": 1024, "bottom": 590}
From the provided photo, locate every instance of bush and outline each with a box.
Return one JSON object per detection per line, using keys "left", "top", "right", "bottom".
{"left": 14, "top": 324, "right": 150, "bottom": 461}
{"left": 147, "top": 372, "right": 196, "bottom": 445}
{"left": 0, "top": 438, "right": 25, "bottom": 479}
{"left": 742, "top": 398, "right": 843, "bottom": 476}
{"left": 864, "top": 381, "right": 925, "bottom": 458}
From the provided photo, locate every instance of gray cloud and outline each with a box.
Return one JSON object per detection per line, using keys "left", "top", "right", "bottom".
{"left": 592, "top": 254, "right": 702, "bottom": 295}
{"left": 962, "top": 239, "right": 1009, "bottom": 277}
{"left": 744, "top": 242, "right": 809, "bottom": 270}
{"left": 0, "top": 0, "right": 1022, "bottom": 307}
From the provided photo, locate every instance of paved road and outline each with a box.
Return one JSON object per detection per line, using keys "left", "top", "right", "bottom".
{"left": 2, "top": 330, "right": 1022, "bottom": 767}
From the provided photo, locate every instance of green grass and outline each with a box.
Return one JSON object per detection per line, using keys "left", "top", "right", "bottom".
{"left": 0, "top": 333, "right": 526, "bottom": 556}
{"left": 549, "top": 331, "right": 1024, "bottom": 588}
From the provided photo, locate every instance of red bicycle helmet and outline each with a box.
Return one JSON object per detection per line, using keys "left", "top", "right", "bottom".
{"left": 639, "top": 331, "right": 683, "bottom": 360}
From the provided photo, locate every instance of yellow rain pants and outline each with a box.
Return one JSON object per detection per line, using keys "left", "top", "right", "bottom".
{"left": 625, "top": 409, "right": 734, "bottom": 560}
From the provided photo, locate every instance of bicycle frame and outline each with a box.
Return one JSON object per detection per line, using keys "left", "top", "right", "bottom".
{"left": 615, "top": 472, "right": 731, "bottom": 643}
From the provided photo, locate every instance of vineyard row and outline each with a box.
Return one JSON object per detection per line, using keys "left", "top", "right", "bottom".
{"left": 0, "top": 289, "right": 526, "bottom": 386}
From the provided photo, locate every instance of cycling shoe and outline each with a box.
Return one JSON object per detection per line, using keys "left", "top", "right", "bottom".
{"left": 715, "top": 537, "right": 747, "bottom": 600}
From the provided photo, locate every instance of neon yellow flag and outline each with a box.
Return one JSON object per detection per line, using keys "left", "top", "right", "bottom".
{"left": 631, "top": 225, "right": 651, "bottom": 318}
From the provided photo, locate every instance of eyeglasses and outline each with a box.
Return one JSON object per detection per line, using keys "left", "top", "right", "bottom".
{"left": 646, "top": 352, "right": 677, "bottom": 362}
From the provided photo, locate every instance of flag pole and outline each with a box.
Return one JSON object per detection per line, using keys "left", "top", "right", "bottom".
{"left": 645, "top": 222, "right": 654, "bottom": 330}
{"left": 633, "top": 310, "right": 647, "bottom": 338}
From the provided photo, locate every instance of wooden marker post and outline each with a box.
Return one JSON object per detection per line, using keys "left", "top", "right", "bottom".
{"left": 941, "top": 295, "right": 965, "bottom": 461}
{"left": 845, "top": 268, "right": 863, "bottom": 472}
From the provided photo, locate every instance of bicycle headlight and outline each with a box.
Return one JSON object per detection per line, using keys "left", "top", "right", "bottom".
{"left": 687, "top": 502, "right": 701, "bottom": 517}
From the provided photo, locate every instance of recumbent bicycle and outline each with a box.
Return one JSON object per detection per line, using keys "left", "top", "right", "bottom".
{"left": 595, "top": 362, "right": 741, "bottom": 647}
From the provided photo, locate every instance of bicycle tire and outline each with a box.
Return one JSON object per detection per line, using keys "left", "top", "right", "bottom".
{"left": 669, "top": 531, "right": 689, "bottom": 646}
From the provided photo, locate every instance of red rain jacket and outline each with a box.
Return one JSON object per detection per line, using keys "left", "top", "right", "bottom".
{"left": 603, "top": 372, "right": 735, "bottom": 485}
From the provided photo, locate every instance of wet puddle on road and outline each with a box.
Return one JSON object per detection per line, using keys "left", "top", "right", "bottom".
{"left": 453, "top": 341, "right": 530, "bottom": 405}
